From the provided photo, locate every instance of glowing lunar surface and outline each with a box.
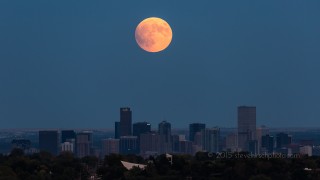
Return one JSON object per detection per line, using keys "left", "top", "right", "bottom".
{"left": 135, "top": 17, "right": 172, "bottom": 53}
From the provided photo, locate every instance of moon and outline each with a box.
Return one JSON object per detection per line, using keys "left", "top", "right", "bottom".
{"left": 135, "top": 17, "right": 172, "bottom": 53}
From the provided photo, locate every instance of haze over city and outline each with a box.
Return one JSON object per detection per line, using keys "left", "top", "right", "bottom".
{"left": 0, "top": 0, "right": 319, "bottom": 129}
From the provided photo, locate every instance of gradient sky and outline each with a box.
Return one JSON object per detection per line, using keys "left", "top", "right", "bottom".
{"left": 0, "top": 0, "right": 319, "bottom": 129}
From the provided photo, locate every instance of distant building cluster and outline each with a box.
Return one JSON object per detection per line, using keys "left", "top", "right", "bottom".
{"left": 6, "top": 106, "right": 316, "bottom": 157}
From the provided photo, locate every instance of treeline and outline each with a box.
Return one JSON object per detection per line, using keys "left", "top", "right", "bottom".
{"left": 1, "top": 149, "right": 320, "bottom": 180}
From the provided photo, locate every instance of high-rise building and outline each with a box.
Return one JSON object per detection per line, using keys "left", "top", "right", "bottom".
{"left": 256, "top": 125, "right": 269, "bottom": 153}
{"left": 189, "top": 123, "right": 206, "bottom": 142}
{"left": 133, "top": 122, "right": 151, "bottom": 137}
{"left": 194, "top": 132, "right": 202, "bottom": 146}
{"left": 276, "top": 133, "right": 292, "bottom": 149}
{"left": 115, "top": 122, "right": 120, "bottom": 139}
{"left": 39, "top": 130, "right": 59, "bottom": 155}
{"left": 248, "top": 140, "right": 258, "bottom": 154}
{"left": 158, "top": 121, "right": 172, "bottom": 153}
{"left": 193, "top": 132, "right": 203, "bottom": 153}
{"left": 172, "top": 134, "right": 190, "bottom": 153}
{"left": 140, "top": 132, "right": 160, "bottom": 155}
{"left": 120, "top": 107, "right": 132, "bottom": 136}
{"left": 76, "top": 131, "right": 93, "bottom": 158}
{"left": 261, "top": 134, "right": 274, "bottom": 154}
{"left": 102, "top": 138, "right": 119, "bottom": 157}
{"left": 237, "top": 106, "right": 256, "bottom": 151}
{"left": 178, "top": 140, "right": 193, "bottom": 155}
{"left": 202, "top": 128, "right": 220, "bottom": 153}
{"left": 225, "top": 133, "right": 238, "bottom": 152}
{"left": 61, "top": 130, "right": 76, "bottom": 143}
{"left": 133, "top": 122, "right": 151, "bottom": 153}
{"left": 119, "top": 136, "right": 138, "bottom": 155}
{"left": 172, "top": 135, "right": 180, "bottom": 153}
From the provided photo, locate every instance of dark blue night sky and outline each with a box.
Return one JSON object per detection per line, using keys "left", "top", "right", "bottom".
{"left": 0, "top": 0, "right": 319, "bottom": 128}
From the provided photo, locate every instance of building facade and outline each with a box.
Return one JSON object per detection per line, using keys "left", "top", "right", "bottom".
{"left": 237, "top": 106, "right": 256, "bottom": 151}
{"left": 39, "top": 130, "right": 59, "bottom": 155}
{"left": 115, "top": 121, "right": 120, "bottom": 139}
{"left": 202, "top": 128, "right": 220, "bottom": 153}
{"left": 261, "top": 134, "right": 274, "bottom": 154}
{"left": 120, "top": 107, "right": 132, "bottom": 136}
{"left": 189, "top": 123, "right": 206, "bottom": 142}
{"left": 76, "top": 131, "right": 93, "bottom": 158}
{"left": 158, "top": 121, "right": 172, "bottom": 153}
{"left": 119, "top": 136, "right": 138, "bottom": 155}
{"left": 140, "top": 132, "right": 160, "bottom": 156}
{"left": 102, "top": 138, "right": 120, "bottom": 157}
{"left": 133, "top": 122, "right": 151, "bottom": 137}
{"left": 61, "top": 130, "right": 76, "bottom": 143}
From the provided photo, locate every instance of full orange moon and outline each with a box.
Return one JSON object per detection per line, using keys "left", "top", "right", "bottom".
{"left": 135, "top": 17, "right": 172, "bottom": 53}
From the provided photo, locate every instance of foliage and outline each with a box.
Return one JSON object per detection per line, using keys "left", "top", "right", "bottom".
{"left": 2, "top": 150, "right": 320, "bottom": 179}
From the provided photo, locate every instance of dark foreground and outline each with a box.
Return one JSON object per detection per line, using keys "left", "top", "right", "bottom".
{"left": 0, "top": 150, "right": 320, "bottom": 180}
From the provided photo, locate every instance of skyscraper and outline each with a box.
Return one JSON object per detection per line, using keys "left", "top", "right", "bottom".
{"left": 133, "top": 122, "right": 151, "bottom": 137}
{"left": 119, "top": 136, "right": 138, "bottom": 155}
{"left": 158, "top": 121, "right": 172, "bottom": 153}
{"left": 189, "top": 123, "right": 206, "bottom": 142}
{"left": 76, "top": 131, "right": 92, "bottom": 158}
{"left": 115, "top": 121, "right": 120, "bottom": 139}
{"left": 61, "top": 130, "right": 76, "bottom": 143}
{"left": 102, "top": 138, "right": 119, "bottom": 157}
{"left": 276, "top": 133, "right": 292, "bottom": 149}
{"left": 140, "top": 132, "right": 160, "bottom": 156}
{"left": 39, "top": 130, "right": 59, "bottom": 155}
{"left": 178, "top": 140, "right": 193, "bottom": 155}
{"left": 225, "top": 133, "right": 238, "bottom": 152}
{"left": 202, "top": 128, "right": 220, "bottom": 153}
{"left": 261, "top": 134, "right": 274, "bottom": 154}
{"left": 133, "top": 122, "right": 151, "bottom": 153}
{"left": 237, "top": 106, "right": 256, "bottom": 151}
{"left": 120, "top": 107, "right": 132, "bottom": 136}
{"left": 256, "top": 125, "right": 269, "bottom": 153}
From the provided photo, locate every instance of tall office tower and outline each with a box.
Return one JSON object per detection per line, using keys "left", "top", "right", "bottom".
{"left": 276, "top": 133, "right": 292, "bottom": 149}
{"left": 101, "top": 138, "right": 119, "bottom": 157}
{"left": 119, "top": 136, "right": 138, "bottom": 155}
{"left": 256, "top": 125, "right": 269, "bottom": 153}
{"left": 178, "top": 140, "right": 193, "bottom": 155}
{"left": 115, "top": 122, "right": 120, "bottom": 139}
{"left": 248, "top": 140, "right": 258, "bottom": 154}
{"left": 172, "top": 135, "right": 180, "bottom": 153}
{"left": 76, "top": 131, "right": 93, "bottom": 158}
{"left": 237, "top": 106, "right": 256, "bottom": 151}
{"left": 133, "top": 122, "right": 151, "bottom": 137}
{"left": 120, "top": 107, "right": 132, "bottom": 136}
{"left": 39, "top": 130, "right": 59, "bottom": 155}
{"left": 158, "top": 121, "right": 172, "bottom": 153}
{"left": 201, "top": 128, "right": 220, "bottom": 153}
{"left": 225, "top": 133, "right": 238, "bottom": 152}
{"left": 261, "top": 134, "right": 274, "bottom": 154}
{"left": 140, "top": 132, "right": 160, "bottom": 156}
{"left": 133, "top": 122, "right": 151, "bottom": 153}
{"left": 189, "top": 123, "right": 206, "bottom": 142}
{"left": 61, "top": 130, "right": 76, "bottom": 143}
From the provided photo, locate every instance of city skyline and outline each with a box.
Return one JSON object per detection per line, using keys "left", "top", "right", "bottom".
{"left": 0, "top": 105, "right": 319, "bottom": 129}
{"left": 0, "top": 0, "right": 319, "bottom": 129}
{"left": 0, "top": 1, "right": 319, "bottom": 179}
{"left": 1, "top": 106, "right": 319, "bottom": 162}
